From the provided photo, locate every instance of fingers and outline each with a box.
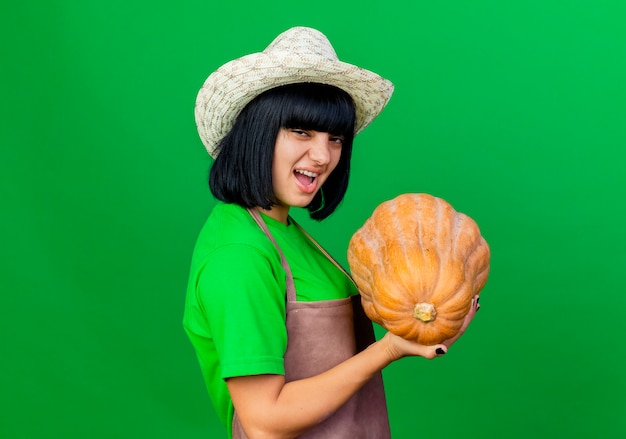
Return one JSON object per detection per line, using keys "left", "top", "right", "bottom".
{"left": 468, "top": 295, "right": 480, "bottom": 319}
{"left": 421, "top": 344, "right": 448, "bottom": 360}
{"left": 408, "top": 343, "right": 447, "bottom": 360}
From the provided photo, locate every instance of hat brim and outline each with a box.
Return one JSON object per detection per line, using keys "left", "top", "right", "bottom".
{"left": 195, "top": 51, "right": 394, "bottom": 158}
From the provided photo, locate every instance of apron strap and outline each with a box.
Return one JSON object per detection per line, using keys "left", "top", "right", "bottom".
{"left": 247, "top": 208, "right": 297, "bottom": 302}
{"left": 247, "top": 208, "right": 359, "bottom": 301}
{"left": 290, "top": 218, "right": 358, "bottom": 291}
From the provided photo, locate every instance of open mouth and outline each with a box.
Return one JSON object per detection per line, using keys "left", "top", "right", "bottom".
{"left": 294, "top": 169, "right": 318, "bottom": 187}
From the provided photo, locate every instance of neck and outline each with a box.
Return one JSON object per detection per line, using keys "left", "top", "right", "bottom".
{"left": 258, "top": 205, "right": 290, "bottom": 225}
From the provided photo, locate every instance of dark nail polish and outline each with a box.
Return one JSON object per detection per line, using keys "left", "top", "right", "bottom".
{"left": 476, "top": 305, "right": 481, "bottom": 312}
{"left": 436, "top": 348, "right": 446, "bottom": 355}
{"left": 476, "top": 297, "right": 480, "bottom": 304}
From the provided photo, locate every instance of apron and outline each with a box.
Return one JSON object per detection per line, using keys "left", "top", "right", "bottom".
{"left": 232, "top": 209, "right": 391, "bottom": 439}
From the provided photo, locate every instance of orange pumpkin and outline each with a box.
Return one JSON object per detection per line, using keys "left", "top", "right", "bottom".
{"left": 347, "top": 193, "right": 490, "bottom": 345}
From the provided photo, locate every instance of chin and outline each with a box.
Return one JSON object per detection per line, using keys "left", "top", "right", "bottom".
{"left": 288, "top": 195, "right": 317, "bottom": 209}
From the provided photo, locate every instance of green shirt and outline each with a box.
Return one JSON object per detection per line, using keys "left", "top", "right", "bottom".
{"left": 183, "top": 202, "right": 357, "bottom": 435}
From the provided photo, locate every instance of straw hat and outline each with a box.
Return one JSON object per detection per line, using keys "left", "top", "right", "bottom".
{"left": 195, "top": 26, "right": 394, "bottom": 158}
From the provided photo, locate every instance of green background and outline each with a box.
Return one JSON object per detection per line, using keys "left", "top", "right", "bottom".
{"left": 2, "top": 0, "right": 625, "bottom": 438}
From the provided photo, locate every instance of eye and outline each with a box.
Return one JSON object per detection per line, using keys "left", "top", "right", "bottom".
{"left": 290, "top": 129, "right": 309, "bottom": 137}
{"left": 330, "top": 135, "right": 344, "bottom": 146}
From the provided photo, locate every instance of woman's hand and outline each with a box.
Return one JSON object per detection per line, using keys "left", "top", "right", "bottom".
{"left": 381, "top": 295, "right": 481, "bottom": 360}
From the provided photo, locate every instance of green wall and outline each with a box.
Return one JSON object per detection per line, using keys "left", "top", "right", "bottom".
{"left": 2, "top": 1, "right": 624, "bottom": 438}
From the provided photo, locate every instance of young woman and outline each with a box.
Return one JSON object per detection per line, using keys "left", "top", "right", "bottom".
{"left": 184, "top": 27, "right": 479, "bottom": 439}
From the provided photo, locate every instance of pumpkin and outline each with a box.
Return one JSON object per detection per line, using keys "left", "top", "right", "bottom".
{"left": 347, "top": 193, "right": 490, "bottom": 345}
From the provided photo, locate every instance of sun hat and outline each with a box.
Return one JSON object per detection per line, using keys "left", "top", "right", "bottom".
{"left": 195, "top": 26, "right": 394, "bottom": 158}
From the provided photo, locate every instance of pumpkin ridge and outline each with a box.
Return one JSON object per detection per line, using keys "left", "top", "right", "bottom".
{"left": 454, "top": 216, "right": 480, "bottom": 260}
{"left": 433, "top": 196, "right": 449, "bottom": 309}
{"left": 415, "top": 197, "right": 439, "bottom": 301}
{"left": 394, "top": 197, "right": 425, "bottom": 305}
{"left": 475, "top": 265, "right": 490, "bottom": 291}
{"left": 393, "top": 199, "right": 418, "bottom": 295}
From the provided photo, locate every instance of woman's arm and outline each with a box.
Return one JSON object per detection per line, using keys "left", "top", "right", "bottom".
{"left": 227, "top": 295, "right": 480, "bottom": 439}
{"left": 227, "top": 333, "right": 439, "bottom": 439}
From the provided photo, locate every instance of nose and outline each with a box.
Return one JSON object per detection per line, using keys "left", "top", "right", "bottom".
{"left": 308, "top": 133, "right": 332, "bottom": 165}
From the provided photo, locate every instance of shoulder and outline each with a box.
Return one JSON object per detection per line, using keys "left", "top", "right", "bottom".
{"left": 193, "top": 202, "right": 277, "bottom": 260}
{"left": 189, "top": 202, "right": 285, "bottom": 293}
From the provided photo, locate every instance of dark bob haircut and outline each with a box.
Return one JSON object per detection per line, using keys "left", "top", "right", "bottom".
{"left": 209, "top": 82, "right": 356, "bottom": 220}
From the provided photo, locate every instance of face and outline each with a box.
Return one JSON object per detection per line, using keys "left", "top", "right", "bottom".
{"left": 261, "top": 128, "right": 344, "bottom": 224}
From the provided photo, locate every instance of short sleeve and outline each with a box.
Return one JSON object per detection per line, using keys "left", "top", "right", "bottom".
{"left": 194, "top": 243, "right": 288, "bottom": 379}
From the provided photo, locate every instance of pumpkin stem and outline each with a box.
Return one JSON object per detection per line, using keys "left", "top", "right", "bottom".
{"left": 413, "top": 303, "right": 437, "bottom": 322}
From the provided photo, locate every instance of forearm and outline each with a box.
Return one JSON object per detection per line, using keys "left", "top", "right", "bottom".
{"left": 279, "top": 338, "right": 393, "bottom": 428}
{"left": 229, "top": 336, "right": 396, "bottom": 439}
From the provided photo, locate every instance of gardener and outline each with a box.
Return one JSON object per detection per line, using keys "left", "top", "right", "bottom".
{"left": 183, "top": 26, "right": 479, "bottom": 439}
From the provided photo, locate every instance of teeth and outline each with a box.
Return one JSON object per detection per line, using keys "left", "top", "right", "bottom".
{"left": 295, "top": 170, "right": 318, "bottom": 178}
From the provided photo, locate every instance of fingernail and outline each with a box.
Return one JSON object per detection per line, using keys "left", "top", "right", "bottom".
{"left": 476, "top": 305, "right": 481, "bottom": 312}
{"left": 476, "top": 297, "right": 480, "bottom": 304}
{"left": 436, "top": 348, "right": 446, "bottom": 355}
